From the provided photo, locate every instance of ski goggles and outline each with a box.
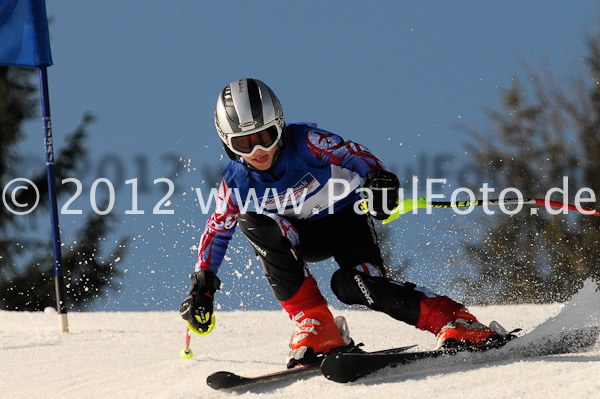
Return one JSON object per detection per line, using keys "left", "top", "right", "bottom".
{"left": 228, "top": 125, "right": 281, "bottom": 157}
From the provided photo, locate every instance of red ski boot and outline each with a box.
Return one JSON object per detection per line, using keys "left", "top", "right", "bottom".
{"left": 286, "top": 303, "right": 351, "bottom": 368}
{"left": 434, "top": 309, "right": 506, "bottom": 349}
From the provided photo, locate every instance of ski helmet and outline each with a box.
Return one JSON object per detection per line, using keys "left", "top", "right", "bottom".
{"left": 215, "top": 78, "right": 285, "bottom": 160}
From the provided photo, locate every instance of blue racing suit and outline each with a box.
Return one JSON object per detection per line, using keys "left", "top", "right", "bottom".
{"left": 196, "top": 122, "right": 386, "bottom": 274}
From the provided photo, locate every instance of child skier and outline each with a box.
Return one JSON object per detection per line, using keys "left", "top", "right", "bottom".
{"left": 180, "top": 78, "right": 505, "bottom": 368}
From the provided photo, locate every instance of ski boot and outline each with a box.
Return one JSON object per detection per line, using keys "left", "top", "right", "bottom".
{"left": 434, "top": 309, "right": 508, "bottom": 350}
{"left": 286, "top": 303, "right": 353, "bottom": 368}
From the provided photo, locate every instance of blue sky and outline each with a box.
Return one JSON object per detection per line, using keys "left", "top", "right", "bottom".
{"left": 15, "top": 1, "right": 599, "bottom": 311}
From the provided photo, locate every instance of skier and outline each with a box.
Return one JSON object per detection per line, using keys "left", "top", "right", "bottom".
{"left": 180, "top": 78, "right": 505, "bottom": 368}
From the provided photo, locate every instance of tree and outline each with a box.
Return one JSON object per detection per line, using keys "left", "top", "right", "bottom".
{"left": 457, "top": 31, "right": 600, "bottom": 305}
{"left": 0, "top": 66, "right": 128, "bottom": 311}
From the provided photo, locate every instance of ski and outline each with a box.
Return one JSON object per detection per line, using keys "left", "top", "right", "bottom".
{"left": 321, "top": 326, "right": 600, "bottom": 383}
{"left": 206, "top": 362, "right": 321, "bottom": 390}
{"left": 321, "top": 337, "right": 514, "bottom": 383}
{"left": 206, "top": 344, "right": 416, "bottom": 390}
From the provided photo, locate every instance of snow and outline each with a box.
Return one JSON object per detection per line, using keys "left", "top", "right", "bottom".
{"left": 2, "top": 281, "right": 600, "bottom": 399}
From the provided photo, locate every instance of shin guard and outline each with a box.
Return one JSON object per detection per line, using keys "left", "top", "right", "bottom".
{"left": 331, "top": 268, "right": 421, "bottom": 325}
{"left": 414, "top": 293, "right": 465, "bottom": 335}
{"left": 280, "top": 275, "right": 327, "bottom": 319}
{"left": 331, "top": 268, "right": 465, "bottom": 334}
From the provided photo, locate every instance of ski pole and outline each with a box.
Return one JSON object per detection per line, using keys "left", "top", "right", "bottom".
{"left": 180, "top": 326, "right": 193, "bottom": 359}
{"left": 381, "top": 197, "right": 600, "bottom": 224}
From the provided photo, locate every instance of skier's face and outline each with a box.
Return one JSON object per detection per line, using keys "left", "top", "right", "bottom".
{"left": 242, "top": 146, "right": 277, "bottom": 170}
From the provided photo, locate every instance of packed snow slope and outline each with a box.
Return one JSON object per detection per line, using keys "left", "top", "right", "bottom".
{"left": 2, "top": 281, "right": 600, "bottom": 399}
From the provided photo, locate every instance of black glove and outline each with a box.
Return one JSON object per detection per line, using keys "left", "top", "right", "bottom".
{"left": 179, "top": 270, "right": 221, "bottom": 335}
{"left": 363, "top": 169, "right": 400, "bottom": 220}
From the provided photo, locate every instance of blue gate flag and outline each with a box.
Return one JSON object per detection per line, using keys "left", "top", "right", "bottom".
{"left": 0, "top": 0, "right": 52, "bottom": 67}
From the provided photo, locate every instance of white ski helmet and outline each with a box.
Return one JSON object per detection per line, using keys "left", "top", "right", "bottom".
{"left": 215, "top": 78, "right": 285, "bottom": 160}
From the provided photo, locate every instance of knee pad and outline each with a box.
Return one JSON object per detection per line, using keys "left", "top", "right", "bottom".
{"left": 238, "top": 212, "right": 279, "bottom": 237}
{"left": 238, "top": 212, "right": 299, "bottom": 249}
{"left": 239, "top": 213, "right": 306, "bottom": 302}
{"left": 331, "top": 268, "right": 378, "bottom": 308}
{"left": 331, "top": 268, "right": 421, "bottom": 325}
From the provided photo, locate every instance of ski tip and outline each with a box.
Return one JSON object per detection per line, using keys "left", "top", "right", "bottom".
{"left": 206, "top": 371, "right": 246, "bottom": 390}
{"left": 321, "top": 353, "right": 358, "bottom": 383}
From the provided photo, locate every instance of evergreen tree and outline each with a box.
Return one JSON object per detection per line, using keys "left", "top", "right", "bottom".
{"left": 0, "top": 66, "right": 127, "bottom": 311}
{"left": 457, "top": 32, "right": 600, "bottom": 304}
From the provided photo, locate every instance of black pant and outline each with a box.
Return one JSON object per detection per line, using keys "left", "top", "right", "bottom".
{"left": 238, "top": 206, "right": 423, "bottom": 326}
{"left": 238, "top": 205, "right": 383, "bottom": 301}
